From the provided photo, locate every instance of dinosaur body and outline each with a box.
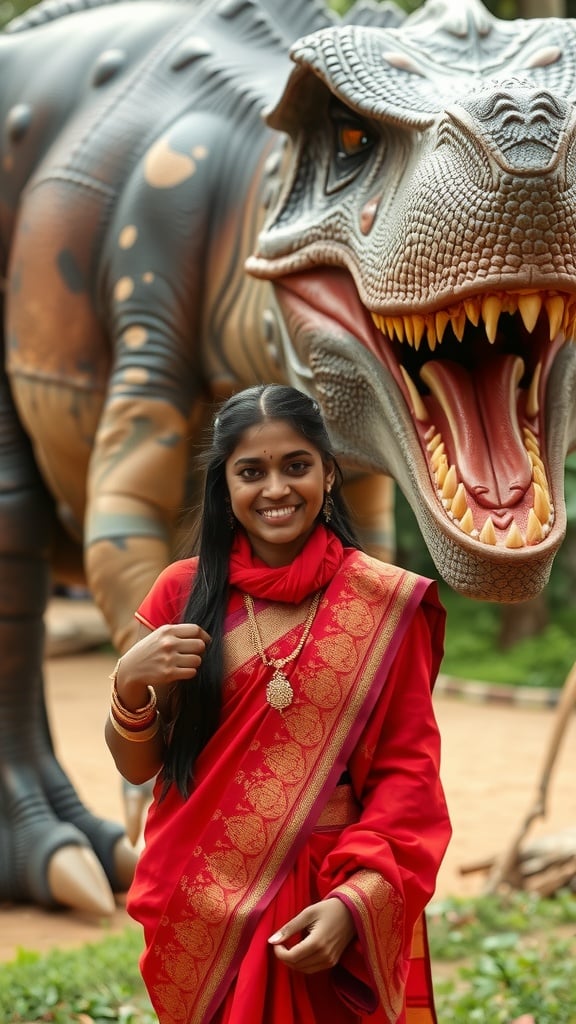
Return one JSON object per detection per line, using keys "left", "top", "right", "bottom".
{"left": 0, "top": 0, "right": 575, "bottom": 909}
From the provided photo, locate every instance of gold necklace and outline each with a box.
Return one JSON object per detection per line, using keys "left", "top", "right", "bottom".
{"left": 244, "top": 590, "right": 322, "bottom": 711}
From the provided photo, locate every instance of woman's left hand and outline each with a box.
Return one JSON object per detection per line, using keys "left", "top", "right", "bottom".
{"left": 268, "top": 898, "right": 356, "bottom": 973}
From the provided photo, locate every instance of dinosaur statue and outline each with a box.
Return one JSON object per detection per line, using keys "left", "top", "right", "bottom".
{"left": 0, "top": 0, "right": 575, "bottom": 914}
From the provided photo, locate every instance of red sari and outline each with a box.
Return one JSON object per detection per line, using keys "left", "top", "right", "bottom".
{"left": 127, "top": 527, "right": 451, "bottom": 1024}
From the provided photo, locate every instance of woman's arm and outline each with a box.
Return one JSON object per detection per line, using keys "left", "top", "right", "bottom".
{"left": 105, "top": 621, "right": 210, "bottom": 784}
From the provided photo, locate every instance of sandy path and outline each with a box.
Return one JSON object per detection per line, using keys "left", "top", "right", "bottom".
{"left": 0, "top": 616, "right": 574, "bottom": 962}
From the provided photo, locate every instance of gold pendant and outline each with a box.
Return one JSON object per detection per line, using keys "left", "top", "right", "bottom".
{"left": 266, "top": 669, "right": 294, "bottom": 711}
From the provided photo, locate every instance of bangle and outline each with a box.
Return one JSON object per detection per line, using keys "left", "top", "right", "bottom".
{"left": 110, "top": 660, "right": 158, "bottom": 730}
{"left": 108, "top": 710, "right": 161, "bottom": 742}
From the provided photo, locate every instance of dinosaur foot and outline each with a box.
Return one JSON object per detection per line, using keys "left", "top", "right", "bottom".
{"left": 0, "top": 757, "right": 138, "bottom": 914}
{"left": 122, "top": 778, "right": 154, "bottom": 846}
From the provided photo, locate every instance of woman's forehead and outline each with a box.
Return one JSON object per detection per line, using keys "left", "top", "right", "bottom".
{"left": 229, "top": 419, "right": 317, "bottom": 459}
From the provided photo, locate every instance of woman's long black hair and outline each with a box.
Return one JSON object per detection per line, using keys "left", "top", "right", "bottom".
{"left": 162, "top": 383, "right": 362, "bottom": 798}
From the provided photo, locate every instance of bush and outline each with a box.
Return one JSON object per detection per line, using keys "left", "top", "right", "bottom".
{"left": 429, "top": 891, "right": 576, "bottom": 1022}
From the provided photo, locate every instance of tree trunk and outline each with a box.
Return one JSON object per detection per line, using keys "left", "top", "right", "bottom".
{"left": 497, "top": 594, "right": 549, "bottom": 651}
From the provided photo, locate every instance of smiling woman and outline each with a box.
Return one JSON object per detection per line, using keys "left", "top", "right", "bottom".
{"left": 105, "top": 383, "right": 452, "bottom": 1024}
{"left": 225, "top": 419, "right": 335, "bottom": 567}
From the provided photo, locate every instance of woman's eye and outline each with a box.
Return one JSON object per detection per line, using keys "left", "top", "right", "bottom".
{"left": 288, "top": 462, "right": 309, "bottom": 474}
{"left": 338, "top": 124, "right": 371, "bottom": 158}
{"left": 239, "top": 467, "right": 262, "bottom": 480}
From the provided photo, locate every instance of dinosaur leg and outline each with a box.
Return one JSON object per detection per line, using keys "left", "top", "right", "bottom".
{"left": 0, "top": 376, "right": 133, "bottom": 912}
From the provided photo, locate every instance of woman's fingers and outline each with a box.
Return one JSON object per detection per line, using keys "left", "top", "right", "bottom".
{"left": 118, "top": 623, "right": 212, "bottom": 690}
{"left": 268, "top": 899, "right": 356, "bottom": 974}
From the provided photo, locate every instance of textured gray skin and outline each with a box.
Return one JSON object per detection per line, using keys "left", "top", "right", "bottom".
{"left": 249, "top": 0, "right": 576, "bottom": 603}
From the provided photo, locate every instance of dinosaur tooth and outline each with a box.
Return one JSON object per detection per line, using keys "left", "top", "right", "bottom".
{"left": 505, "top": 522, "right": 525, "bottom": 548}
{"left": 464, "top": 298, "right": 480, "bottom": 326}
{"left": 413, "top": 315, "right": 426, "bottom": 348}
{"left": 523, "top": 425, "right": 539, "bottom": 446}
{"left": 533, "top": 482, "right": 551, "bottom": 525}
{"left": 482, "top": 295, "right": 502, "bottom": 343}
{"left": 430, "top": 446, "right": 444, "bottom": 473}
{"left": 479, "top": 517, "right": 497, "bottom": 545}
{"left": 435, "top": 310, "right": 450, "bottom": 343}
{"left": 426, "top": 319, "right": 438, "bottom": 351}
{"left": 370, "top": 312, "right": 384, "bottom": 333}
{"left": 441, "top": 464, "right": 458, "bottom": 500}
{"left": 524, "top": 435, "right": 540, "bottom": 457}
{"left": 450, "top": 482, "right": 467, "bottom": 520}
{"left": 545, "top": 295, "right": 565, "bottom": 339}
{"left": 459, "top": 508, "right": 475, "bottom": 534}
{"left": 518, "top": 292, "right": 542, "bottom": 333}
{"left": 426, "top": 431, "right": 442, "bottom": 452}
{"left": 393, "top": 316, "right": 405, "bottom": 341}
{"left": 452, "top": 309, "right": 466, "bottom": 341}
{"left": 399, "top": 366, "right": 429, "bottom": 422}
{"left": 527, "top": 448, "right": 545, "bottom": 475}
{"left": 430, "top": 442, "right": 446, "bottom": 469}
{"left": 434, "top": 456, "right": 448, "bottom": 488}
{"left": 526, "top": 508, "right": 544, "bottom": 545}
{"left": 532, "top": 463, "right": 549, "bottom": 495}
{"left": 526, "top": 360, "right": 542, "bottom": 418}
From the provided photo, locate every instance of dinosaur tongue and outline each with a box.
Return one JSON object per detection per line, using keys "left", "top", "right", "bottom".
{"left": 420, "top": 354, "right": 533, "bottom": 508}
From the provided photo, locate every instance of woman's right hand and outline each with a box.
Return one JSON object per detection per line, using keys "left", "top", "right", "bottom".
{"left": 114, "top": 624, "right": 211, "bottom": 710}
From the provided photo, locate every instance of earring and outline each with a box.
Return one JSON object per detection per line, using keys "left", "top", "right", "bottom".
{"left": 225, "top": 497, "right": 236, "bottom": 530}
{"left": 322, "top": 490, "right": 334, "bottom": 524}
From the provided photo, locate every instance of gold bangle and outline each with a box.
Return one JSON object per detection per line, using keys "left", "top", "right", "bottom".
{"left": 108, "top": 711, "right": 161, "bottom": 743}
{"left": 110, "top": 660, "right": 157, "bottom": 724}
{"left": 111, "top": 681, "right": 157, "bottom": 717}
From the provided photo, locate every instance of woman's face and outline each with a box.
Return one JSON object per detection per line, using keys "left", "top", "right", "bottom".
{"left": 225, "top": 418, "right": 335, "bottom": 566}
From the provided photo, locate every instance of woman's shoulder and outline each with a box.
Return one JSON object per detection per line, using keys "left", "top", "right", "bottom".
{"left": 157, "top": 556, "right": 199, "bottom": 583}
{"left": 135, "top": 557, "right": 199, "bottom": 628}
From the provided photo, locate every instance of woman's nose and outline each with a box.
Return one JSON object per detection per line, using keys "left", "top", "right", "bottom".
{"left": 262, "top": 473, "right": 290, "bottom": 498}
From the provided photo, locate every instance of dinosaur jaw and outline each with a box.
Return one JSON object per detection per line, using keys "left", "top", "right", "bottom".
{"left": 370, "top": 293, "right": 567, "bottom": 554}
{"left": 271, "top": 269, "right": 572, "bottom": 571}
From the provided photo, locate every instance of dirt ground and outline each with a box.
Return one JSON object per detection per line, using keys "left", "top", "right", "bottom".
{"left": 0, "top": 600, "right": 575, "bottom": 963}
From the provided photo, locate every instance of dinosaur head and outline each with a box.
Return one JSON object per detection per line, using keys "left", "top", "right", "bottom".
{"left": 247, "top": 0, "right": 576, "bottom": 602}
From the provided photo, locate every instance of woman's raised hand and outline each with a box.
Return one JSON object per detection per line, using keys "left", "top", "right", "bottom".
{"left": 115, "top": 624, "right": 211, "bottom": 710}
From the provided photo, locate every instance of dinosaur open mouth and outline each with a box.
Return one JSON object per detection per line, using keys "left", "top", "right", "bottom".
{"left": 273, "top": 270, "right": 572, "bottom": 552}
{"left": 369, "top": 290, "right": 570, "bottom": 550}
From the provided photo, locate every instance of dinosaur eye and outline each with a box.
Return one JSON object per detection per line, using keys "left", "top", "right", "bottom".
{"left": 338, "top": 125, "right": 371, "bottom": 158}
{"left": 327, "top": 104, "right": 376, "bottom": 193}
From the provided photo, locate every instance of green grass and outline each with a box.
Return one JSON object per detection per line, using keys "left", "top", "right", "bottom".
{"left": 438, "top": 584, "right": 575, "bottom": 689}
{"left": 1, "top": 892, "right": 575, "bottom": 1022}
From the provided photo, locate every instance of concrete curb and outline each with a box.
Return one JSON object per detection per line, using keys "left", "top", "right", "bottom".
{"left": 435, "top": 674, "right": 562, "bottom": 709}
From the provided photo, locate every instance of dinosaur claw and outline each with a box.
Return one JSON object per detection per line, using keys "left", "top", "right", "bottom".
{"left": 47, "top": 844, "right": 117, "bottom": 915}
{"left": 122, "top": 780, "right": 153, "bottom": 846}
{"left": 112, "top": 835, "right": 139, "bottom": 891}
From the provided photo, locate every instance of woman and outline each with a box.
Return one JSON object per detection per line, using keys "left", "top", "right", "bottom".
{"left": 105, "top": 384, "right": 451, "bottom": 1024}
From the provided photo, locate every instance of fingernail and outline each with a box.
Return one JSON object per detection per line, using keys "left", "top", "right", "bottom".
{"left": 268, "top": 931, "right": 282, "bottom": 943}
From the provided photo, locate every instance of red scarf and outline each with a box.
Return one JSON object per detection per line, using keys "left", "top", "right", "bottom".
{"left": 228, "top": 524, "right": 345, "bottom": 603}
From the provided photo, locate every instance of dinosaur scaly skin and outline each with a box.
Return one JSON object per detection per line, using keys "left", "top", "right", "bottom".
{"left": 250, "top": 0, "right": 576, "bottom": 602}
{"left": 0, "top": 0, "right": 573, "bottom": 909}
